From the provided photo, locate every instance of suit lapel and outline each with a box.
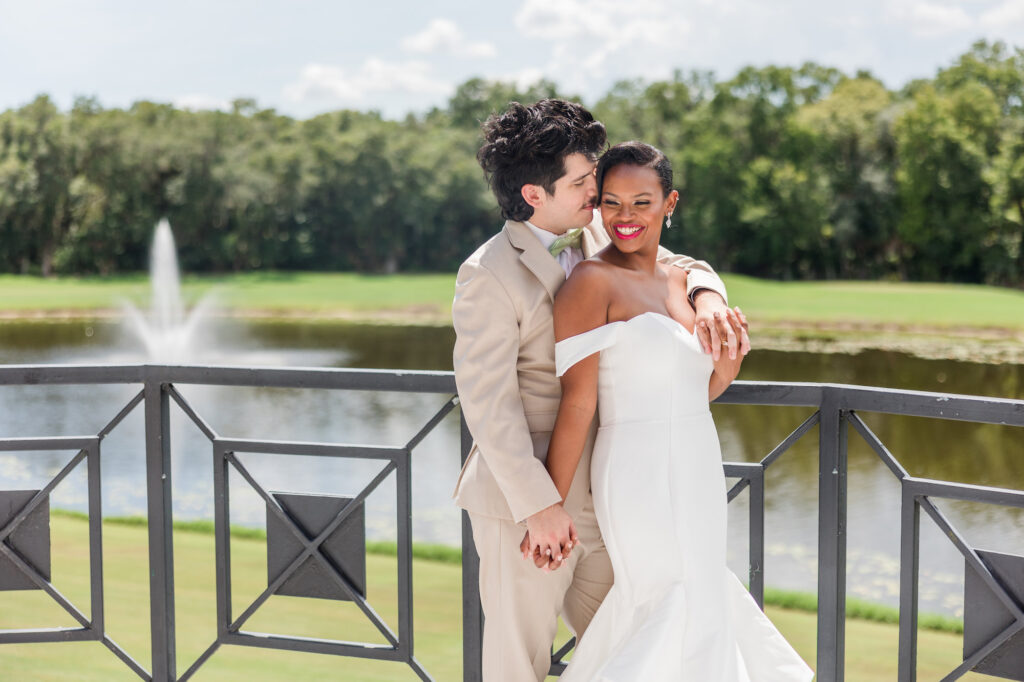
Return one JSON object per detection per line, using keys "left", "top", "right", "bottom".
{"left": 504, "top": 220, "right": 565, "bottom": 302}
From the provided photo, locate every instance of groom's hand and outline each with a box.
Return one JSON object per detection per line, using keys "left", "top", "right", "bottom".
{"left": 522, "top": 503, "right": 578, "bottom": 571}
{"left": 520, "top": 530, "right": 580, "bottom": 571}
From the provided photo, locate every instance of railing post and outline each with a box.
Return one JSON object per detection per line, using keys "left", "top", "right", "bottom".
{"left": 459, "top": 410, "right": 483, "bottom": 682}
{"left": 397, "top": 447, "right": 414, "bottom": 657}
{"left": 817, "top": 388, "right": 847, "bottom": 682}
{"left": 144, "top": 375, "right": 176, "bottom": 681}
{"left": 749, "top": 467, "right": 765, "bottom": 608}
{"left": 898, "top": 487, "right": 920, "bottom": 682}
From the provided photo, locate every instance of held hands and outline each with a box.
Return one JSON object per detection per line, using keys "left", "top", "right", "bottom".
{"left": 520, "top": 503, "right": 579, "bottom": 572}
{"left": 694, "top": 291, "right": 751, "bottom": 361}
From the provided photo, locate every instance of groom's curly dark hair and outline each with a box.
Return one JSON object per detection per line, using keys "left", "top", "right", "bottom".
{"left": 477, "top": 99, "right": 607, "bottom": 222}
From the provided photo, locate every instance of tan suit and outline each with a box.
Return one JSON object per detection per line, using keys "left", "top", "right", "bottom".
{"left": 453, "top": 217, "right": 726, "bottom": 681}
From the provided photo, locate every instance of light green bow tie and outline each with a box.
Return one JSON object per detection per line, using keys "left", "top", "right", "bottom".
{"left": 548, "top": 227, "right": 583, "bottom": 258}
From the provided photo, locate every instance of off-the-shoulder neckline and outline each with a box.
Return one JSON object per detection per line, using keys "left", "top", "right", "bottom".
{"left": 556, "top": 311, "right": 697, "bottom": 346}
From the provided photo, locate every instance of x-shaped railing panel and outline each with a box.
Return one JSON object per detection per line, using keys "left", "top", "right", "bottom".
{"left": 169, "top": 385, "right": 454, "bottom": 682}
{"left": 0, "top": 393, "right": 151, "bottom": 681}
{"left": 899, "top": 477, "right": 1024, "bottom": 681}
{"left": 851, "top": 409, "right": 1024, "bottom": 681}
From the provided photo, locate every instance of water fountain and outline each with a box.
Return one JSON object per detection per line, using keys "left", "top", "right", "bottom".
{"left": 122, "top": 219, "right": 214, "bottom": 361}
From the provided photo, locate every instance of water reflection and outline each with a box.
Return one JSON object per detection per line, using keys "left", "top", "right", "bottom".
{"left": 0, "top": 319, "right": 1022, "bottom": 618}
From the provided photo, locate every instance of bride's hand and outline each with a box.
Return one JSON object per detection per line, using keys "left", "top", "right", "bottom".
{"left": 695, "top": 293, "right": 751, "bottom": 360}
{"left": 520, "top": 531, "right": 551, "bottom": 569}
{"left": 521, "top": 530, "right": 577, "bottom": 571}
{"left": 712, "top": 308, "right": 748, "bottom": 382}
{"left": 520, "top": 531, "right": 562, "bottom": 570}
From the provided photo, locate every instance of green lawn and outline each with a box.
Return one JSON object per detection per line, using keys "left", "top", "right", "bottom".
{"left": 0, "top": 516, "right": 988, "bottom": 680}
{"left": 0, "top": 272, "right": 458, "bottom": 317}
{"left": 3, "top": 272, "right": 1024, "bottom": 332}
{"left": 723, "top": 275, "right": 1024, "bottom": 330}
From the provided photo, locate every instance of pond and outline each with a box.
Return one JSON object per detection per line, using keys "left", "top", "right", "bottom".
{"left": 1, "top": 318, "right": 1022, "bottom": 620}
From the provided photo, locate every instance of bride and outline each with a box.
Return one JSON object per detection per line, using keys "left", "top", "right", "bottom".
{"left": 537, "top": 141, "right": 813, "bottom": 680}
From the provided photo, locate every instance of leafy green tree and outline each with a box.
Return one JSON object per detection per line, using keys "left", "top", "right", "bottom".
{"left": 893, "top": 83, "right": 1000, "bottom": 281}
{"left": 985, "top": 117, "right": 1024, "bottom": 282}
{"left": 936, "top": 40, "right": 1024, "bottom": 117}
{"left": 671, "top": 64, "right": 840, "bottom": 278}
{"left": 795, "top": 76, "right": 899, "bottom": 277}
{"left": 0, "top": 96, "right": 75, "bottom": 275}
{"left": 1, "top": 43, "right": 1023, "bottom": 285}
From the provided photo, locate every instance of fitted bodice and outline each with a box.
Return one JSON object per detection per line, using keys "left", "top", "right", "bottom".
{"left": 555, "top": 311, "right": 714, "bottom": 425}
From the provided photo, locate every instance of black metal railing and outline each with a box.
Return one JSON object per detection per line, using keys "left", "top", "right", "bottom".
{"left": 1, "top": 365, "right": 1022, "bottom": 682}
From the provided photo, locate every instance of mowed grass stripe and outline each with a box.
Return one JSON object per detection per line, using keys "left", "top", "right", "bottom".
{"left": 3, "top": 272, "right": 1024, "bottom": 331}
{"left": 0, "top": 273, "right": 458, "bottom": 314}
{"left": 0, "top": 515, "right": 987, "bottom": 680}
{"left": 723, "top": 275, "right": 1024, "bottom": 329}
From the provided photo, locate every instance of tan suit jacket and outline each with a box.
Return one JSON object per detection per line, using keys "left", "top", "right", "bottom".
{"left": 452, "top": 216, "right": 727, "bottom": 523}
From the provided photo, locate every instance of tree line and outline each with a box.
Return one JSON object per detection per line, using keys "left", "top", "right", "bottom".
{"left": 1, "top": 41, "right": 1022, "bottom": 284}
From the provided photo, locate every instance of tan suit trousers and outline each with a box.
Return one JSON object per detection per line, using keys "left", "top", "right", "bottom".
{"left": 469, "top": 501, "right": 612, "bottom": 682}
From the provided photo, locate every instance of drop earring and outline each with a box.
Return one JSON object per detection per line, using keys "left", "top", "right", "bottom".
{"left": 665, "top": 215, "right": 672, "bottom": 229}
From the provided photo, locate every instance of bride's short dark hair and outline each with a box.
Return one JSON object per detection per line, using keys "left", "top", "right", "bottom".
{"left": 477, "top": 99, "right": 607, "bottom": 221}
{"left": 596, "top": 142, "right": 673, "bottom": 197}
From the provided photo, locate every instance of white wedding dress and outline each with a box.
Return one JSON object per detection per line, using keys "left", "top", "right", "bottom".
{"left": 555, "top": 312, "right": 813, "bottom": 681}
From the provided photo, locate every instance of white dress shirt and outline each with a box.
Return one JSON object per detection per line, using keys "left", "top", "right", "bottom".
{"left": 525, "top": 221, "right": 584, "bottom": 278}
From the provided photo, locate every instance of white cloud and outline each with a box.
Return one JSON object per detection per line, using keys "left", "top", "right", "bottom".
{"left": 507, "top": 67, "right": 547, "bottom": 90}
{"left": 516, "top": 0, "right": 688, "bottom": 44}
{"left": 172, "top": 94, "right": 232, "bottom": 112}
{"left": 514, "top": 0, "right": 690, "bottom": 83}
{"left": 887, "top": 1, "right": 975, "bottom": 36}
{"left": 283, "top": 59, "right": 452, "bottom": 104}
{"left": 402, "top": 19, "right": 497, "bottom": 58}
{"left": 979, "top": 0, "right": 1024, "bottom": 27}
{"left": 284, "top": 64, "right": 361, "bottom": 101}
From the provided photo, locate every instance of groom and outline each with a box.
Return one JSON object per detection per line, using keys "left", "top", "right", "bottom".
{"left": 452, "top": 99, "right": 742, "bottom": 681}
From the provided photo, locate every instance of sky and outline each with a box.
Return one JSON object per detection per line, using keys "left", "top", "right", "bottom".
{"left": 1, "top": 0, "right": 1023, "bottom": 119}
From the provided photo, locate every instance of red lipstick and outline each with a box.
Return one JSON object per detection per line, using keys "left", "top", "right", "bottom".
{"left": 613, "top": 224, "right": 645, "bottom": 240}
